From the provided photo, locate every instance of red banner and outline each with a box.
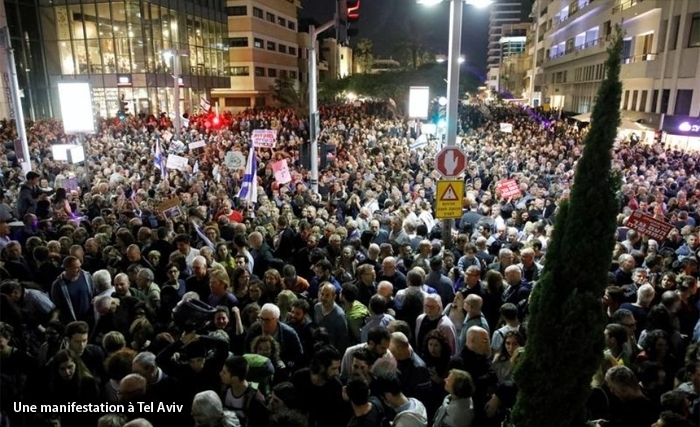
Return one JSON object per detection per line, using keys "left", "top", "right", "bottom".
{"left": 496, "top": 179, "right": 521, "bottom": 199}
{"left": 625, "top": 210, "right": 674, "bottom": 241}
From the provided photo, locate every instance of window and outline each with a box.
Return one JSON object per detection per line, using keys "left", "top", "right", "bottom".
{"left": 651, "top": 90, "right": 659, "bottom": 113}
{"left": 658, "top": 20, "right": 668, "bottom": 53}
{"left": 280, "top": 69, "right": 288, "bottom": 78}
{"left": 227, "top": 6, "right": 247, "bottom": 16}
{"left": 289, "top": 71, "right": 297, "bottom": 79}
{"left": 660, "top": 89, "right": 670, "bottom": 114}
{"left": 253, "top": 7, "right": 263, "bottom": 18}
{"left": 255, "top": 97, "right": 266, "bottom": 106}
{"left": 266, "top": 12, "right": 275, "bottom": 23}
{"left": 670, "top": 15, "right": 680, "bottom": 50}
{"left": 288, "top": 47, "right": 297, "bottom": 56}
{"left": 254, "top": 38, "right": 263, "bottom": 48}
{"left": 674, "top": 89, "right": 693, "bottom": 115}
{"left": 267, "top": 41, "right": 276, "bottom": 51}
{"left": 278, "top": 16, "right": 286, "bottom": 26}
{"left": 229, "top": 66, "right": 249, "bottom": 76}
{"left": 630, "top": 90, "right": 638, "bottom": 111}
{"left": 279, "top": 44, "right": 287, "bottom": 54}
{"left": 640, "top": 90, "right": 648, "bottom": 112}
{"left": 603, "top": 20, "right": 611, "bottom": 37}
{"left": 689, "top": 13, "right": 700, "bottom": 47}
{"left": 623, "top": 90, "right": 630, "bottom": 110}
{"left": 229, "top": 37, "right": 248, "bottom": 48}
{"left": 255, "top": 67, "right": 265, "bottom": 77}
{"left": 288, "top": 21, "right": 296, "bottom": 30}
{"left": 225, "top": 98, "right": 251, "bottom": 107}
{"left": 268, "top": 68, "right": 277, "bottom": 78}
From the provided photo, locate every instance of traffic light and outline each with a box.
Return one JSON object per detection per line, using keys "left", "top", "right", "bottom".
{"left": 337, "top": 0, "right": 360, "bottom": 45}
{"left": 117, "top": 94, "right": 129, "bottom": 121}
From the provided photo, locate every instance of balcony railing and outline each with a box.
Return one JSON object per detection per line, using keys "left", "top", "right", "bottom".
{"left": 622, "top": 53, "right": 657, "bottom": 63}
{"left": 549, "top": 0, "right": 595, "bottom": 32}
{"left": 547, "top": 36, "right": 607, "bottom": 61}
{"left": 612, "top": 0, "right": 643, "bottom": 14}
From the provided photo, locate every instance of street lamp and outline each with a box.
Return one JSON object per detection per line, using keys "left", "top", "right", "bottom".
{"left": 162, "top": 49, "right": 188, "bottom": 135}
{"left": 419, "top": 0, "right": 491, "bottom": 151}
{"left": 419, "top": 0, "right": 491, "bottom": 248}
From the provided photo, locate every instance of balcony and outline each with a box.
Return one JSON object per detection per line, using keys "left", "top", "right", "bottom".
{"left": 612, "top": 0, "right": 642, "bottom": 14}
{"left": 545, "top": 36, "right": 608, "bottom": 65}
{"left": 620, "top": 53, "right": 660, "bottom": 79}
{"left": 548, "top": 0, "right": 597, "bottom": 33}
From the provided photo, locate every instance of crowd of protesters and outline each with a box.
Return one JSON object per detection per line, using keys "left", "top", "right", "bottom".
{"left": 0, "top": 99, "right": 698, "bottom": 427}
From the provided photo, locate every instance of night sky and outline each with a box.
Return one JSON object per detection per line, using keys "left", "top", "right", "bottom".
{"left": 301, "top": 0, "right": 492, "bottom": 73}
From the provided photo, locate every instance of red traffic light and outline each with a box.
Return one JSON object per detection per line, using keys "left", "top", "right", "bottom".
{"left": 348, "top": 0, "right": 360, "bottom": 20}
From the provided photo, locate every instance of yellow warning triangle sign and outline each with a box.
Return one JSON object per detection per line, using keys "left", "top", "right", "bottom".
{"left": 440, "top": 184, "right": 459, "bottom": 201}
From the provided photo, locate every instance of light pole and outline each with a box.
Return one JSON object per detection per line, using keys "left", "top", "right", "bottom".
{"left": 163, "top": 49, "right": 187, "bottom": 135}
{"left": 419, "top": 0, "right": 491, "bottom": 248}
{"left": 308, "top": 20, "right": 335, "bottom": 194}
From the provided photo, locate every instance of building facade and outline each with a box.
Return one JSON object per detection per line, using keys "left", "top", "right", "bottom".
{"left": 214, "top": 0, "right": 301, "bottom": 110}
{"left": 38, "top": 0, "right": 228, "bottom": 119}
{"left": 532, "top": 0, "right": 700, "bottom": 126}
{"left": 487, "top": 0, "right": 525, "bottom": 89}
{"left": 0, "top": 0, "right": 52, "bottom": 120}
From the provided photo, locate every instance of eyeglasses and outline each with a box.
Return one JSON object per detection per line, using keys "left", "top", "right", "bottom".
{"left": 258, "top": 317, "right": 275, "bottom": 323}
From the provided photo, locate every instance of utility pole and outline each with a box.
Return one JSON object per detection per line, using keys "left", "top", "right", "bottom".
{"left": 441, "top": 0, "right": 464, "bottom": 249}
{"left": 308, "top": 19, "right": 335, "bottom": 193}
{"left": 0, "top": 26, "right": 30, "bottom": 174}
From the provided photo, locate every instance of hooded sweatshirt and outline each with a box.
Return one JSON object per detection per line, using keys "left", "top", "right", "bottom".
{"left": 393, "top": 397, "right": 428, "bottom": 427}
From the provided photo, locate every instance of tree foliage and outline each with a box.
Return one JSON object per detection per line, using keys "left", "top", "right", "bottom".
{"left": 509, "top": 28, "right": 624, "bottom": 427}
{"left": 319, "top": 63, "right": 481, "bottom": 111}
{"left": 391, "top": 19, "right": 436, "bottom": 70}
{"left": 354, "top": 38, "right": 374, "bottom": 74}
{"left": 270, "top": 76, "right": 308, "bottom": 113}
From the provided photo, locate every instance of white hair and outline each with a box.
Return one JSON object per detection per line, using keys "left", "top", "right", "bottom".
{"left": 93, "top": 269, "right": 113, "bottom": 294}
{"left": 260, "top": 303, "right": 281, "bottom": 320}
{"left": 192, "top": 256, "right": 207, "bottom": 267}
{"left": 93, "top": 295, "right": 112, "bottom": 312}
{"left": 425, "top": 293, "right": 443, "bottom": 310}
{"left": 390, "top": 331, "right": 410, "bottom": 347}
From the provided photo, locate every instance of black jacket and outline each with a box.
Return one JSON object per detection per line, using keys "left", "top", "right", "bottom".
{"left": 245, "top": 321, "right": 303, "bottom": 369}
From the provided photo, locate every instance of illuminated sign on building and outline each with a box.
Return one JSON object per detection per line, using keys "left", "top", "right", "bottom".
{"left": 662, "top": 116, "right": 700, "bottom": 136}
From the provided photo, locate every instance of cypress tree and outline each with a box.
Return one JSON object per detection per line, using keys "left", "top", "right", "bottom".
{"left": 509, "top": 30, "right": 624, "bottom": 427}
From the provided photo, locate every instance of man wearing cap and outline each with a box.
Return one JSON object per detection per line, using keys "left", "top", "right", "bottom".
{"left": 17, "top": 171, "right": 41, "bottom": 218}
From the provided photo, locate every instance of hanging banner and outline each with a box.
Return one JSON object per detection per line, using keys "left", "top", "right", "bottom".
{"left": 272, "top": 159, "right": 292, "bottom": 184}
{"left": 252, "top": 129, "right": 277, "bottom": 148}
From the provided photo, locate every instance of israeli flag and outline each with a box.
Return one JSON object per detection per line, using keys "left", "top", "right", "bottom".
{"left": 153, "top": 141, "right": 167, "bottom": 179}
{"left": 193, "top": 220, "right": 216, "bottom": 250}
{"left": 237, "top": 144, "right": 258, "bottom": 204}
{"left": 200, "top": 96, "right": 211, "bottom": 112}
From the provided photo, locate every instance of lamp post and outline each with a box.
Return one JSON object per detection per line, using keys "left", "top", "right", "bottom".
{"left": 163, "top": 49, "right": 188, "bottom": 135}
{"left": 418, "top": 0, "right": 491, "bottom": 248}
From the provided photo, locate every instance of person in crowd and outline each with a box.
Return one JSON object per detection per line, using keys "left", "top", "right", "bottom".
{"left": 245, "top": 303, "right": 304, "bottom": 369}
{"left": 433, "top": 369, "right": 475, "bottom": 427}
{"left": 219, "top": 355, "right": 269, "bottom": 427}
{"left": 314, "top": 283, "right": 349, "bottom": 352}
{"left": 373, "top": 371, "right": 428, "bottom": 427}
{"left": 415, "top": 294, "right": 458, "bottom": 357}
{"left": 341, "top": 326, "right": 393, "bottom": 379}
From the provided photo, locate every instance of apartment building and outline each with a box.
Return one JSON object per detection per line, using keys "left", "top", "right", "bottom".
{"left": 214, "top": 0, "right": 301, "bottom": 110}
{"left": 487, "top": 0, "right": 526, "bottom": 90}
{"left": 531, "top": 0, "right": 700, "bottom": 138}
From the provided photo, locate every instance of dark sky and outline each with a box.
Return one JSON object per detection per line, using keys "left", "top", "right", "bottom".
{"left": 301, "top": 0, "right": 492, "bottom": 73}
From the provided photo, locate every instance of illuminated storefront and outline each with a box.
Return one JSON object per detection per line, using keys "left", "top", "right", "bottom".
{"left": 660, "top": 115, "right": 700, "bottom": 152}
{"left": 40, "top": 0, "right": 229, "bottom": 119}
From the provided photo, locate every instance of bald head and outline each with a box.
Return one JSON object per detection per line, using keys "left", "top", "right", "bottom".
{"left": 466, "top": 326, "right": 490, "bottom": 355}
{"left": 389, "top": 332, "right": 411, "bottom": 360}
